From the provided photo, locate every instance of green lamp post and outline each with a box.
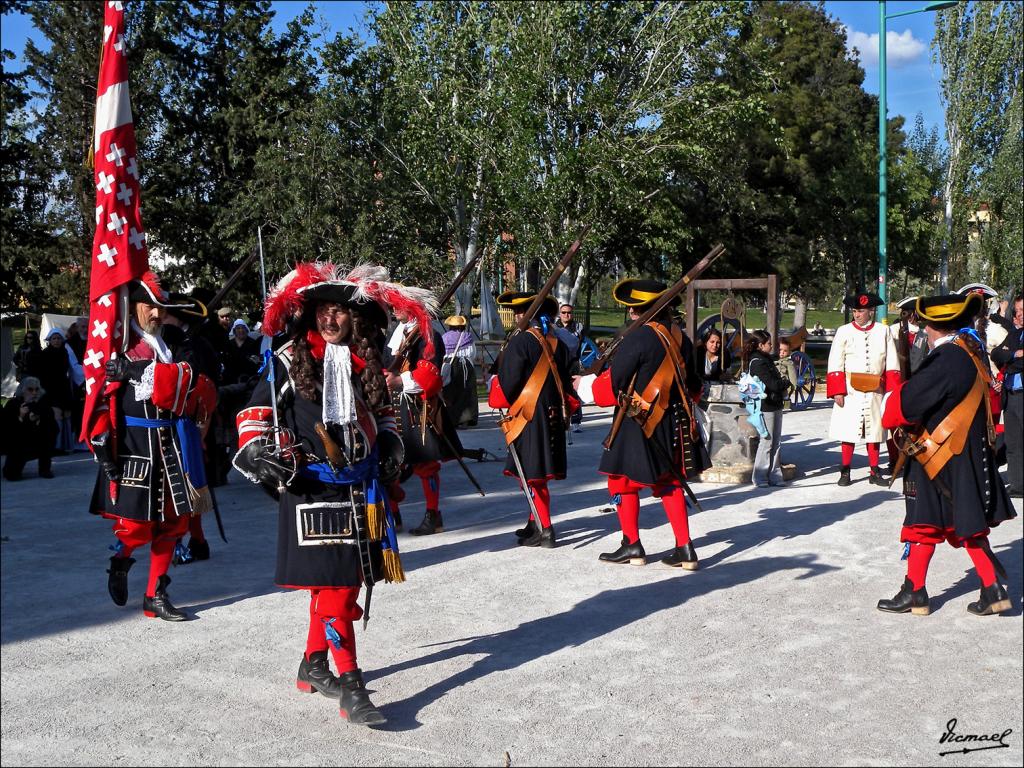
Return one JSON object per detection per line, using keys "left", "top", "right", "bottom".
{"left": 876, "top": 0, "right": 958, "bottom": 323}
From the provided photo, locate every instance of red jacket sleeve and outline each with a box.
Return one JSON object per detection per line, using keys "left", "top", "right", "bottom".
{"left": 488, "top": 376, "right": 510, "bottom": 409}
{"left": 151, "top": 362, "right": 194, "bottom": 416}
{"left": 186, "top": 373, "right": 217, "bottom": 424}
{"left": 881, "top": 381, "right": 911, "bottom": 430}
{"left": 883, "top": 370, "right": 902, "bottom": 392}
{"left": 592, "top": 369, "right": 616, "bottom": 407}
{"left": 411, "top": 359, "right": 443, "bottom": 400}
{"left": 826, "top": 371, "right": 847, "bottom": 398}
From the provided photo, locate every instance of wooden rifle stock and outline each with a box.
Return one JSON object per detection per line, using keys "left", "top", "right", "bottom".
{"left": 601, "top": 372, "right": 638, "bottom": 450}
{"left": 207, "top": 243, "right": 261, "bottom": 314}
{"left": 586, "top": 243, "right": 726, "bottom": 375}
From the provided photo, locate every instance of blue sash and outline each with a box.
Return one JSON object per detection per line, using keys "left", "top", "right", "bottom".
{"left": 124, "top": 415, "right": 207, "bottom": 489}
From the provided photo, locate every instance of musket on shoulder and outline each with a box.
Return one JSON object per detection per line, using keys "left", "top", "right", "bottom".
{"left": 515, "top": 224, "right": 592, "bottom": 334}
{"left": 585, "top": 243, "right": 725, "bottom": 375}
{"left": 206, "top": 242, "right": 262, "bottom": 316}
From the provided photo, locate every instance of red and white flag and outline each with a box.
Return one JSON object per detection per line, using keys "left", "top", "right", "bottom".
{"left": 81, "top": 0, "right": 149, "bottom": 442}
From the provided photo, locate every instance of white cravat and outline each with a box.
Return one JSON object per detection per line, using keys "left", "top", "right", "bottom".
{"left": 323, "top": 343, "right": 357, "bottom": 425}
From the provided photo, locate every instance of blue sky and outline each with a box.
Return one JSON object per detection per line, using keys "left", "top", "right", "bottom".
{"left": 2, "top": 0, "right": 949, "bottom": 136}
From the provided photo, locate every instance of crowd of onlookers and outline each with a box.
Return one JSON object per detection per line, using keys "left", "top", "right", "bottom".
{"left": 2, "top": 305, "right": 269, "bottom": 483}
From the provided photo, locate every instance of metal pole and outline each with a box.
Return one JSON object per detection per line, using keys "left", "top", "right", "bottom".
{"left": 877, "top": 0, "right": 888, "bottom": 324}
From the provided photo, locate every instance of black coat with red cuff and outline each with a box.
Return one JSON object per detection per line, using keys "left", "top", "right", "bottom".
{"left": 88, "top": 338, "right": 216, "bottom": 523}
{"left": 492, "top": 323, "right": 575, "bottom": 482}
{"left": 882, "top": 340, "right": 1015, "bottom": 541}
{"left": 238, "top": 348, "right": 393, "bottom": 589}
{"left": 594, "top": 324, "right": 710, "bottom": 486}
{"left": 396, "top": 327, "right": 463, "bottom": 466}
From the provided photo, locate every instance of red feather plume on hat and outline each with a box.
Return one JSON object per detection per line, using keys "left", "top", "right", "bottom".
{"left": 261, "top": 262, "right": 334, "bottom": 337}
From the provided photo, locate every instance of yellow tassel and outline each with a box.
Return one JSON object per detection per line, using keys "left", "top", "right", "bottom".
{"left": 366, "top": 503, "right": 384, "bottom": 542}
{"left": 382, "top": 549, "right": 406, "bottom": 584}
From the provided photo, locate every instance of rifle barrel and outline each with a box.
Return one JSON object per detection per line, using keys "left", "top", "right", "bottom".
{"left": 516, "top": 224, "right": 592, "bottom": 333}
{"left": 586, "top": 243, "right": 725, "bottom": 374}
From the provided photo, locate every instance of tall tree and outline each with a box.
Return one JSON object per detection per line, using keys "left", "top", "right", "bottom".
{"left": 934, "top": 0, "right": 1023, "bottom": 291}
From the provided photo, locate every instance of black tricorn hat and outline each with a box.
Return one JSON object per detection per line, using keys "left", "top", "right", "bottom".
{"left": 612, "top": 278, "right": 680, "bottom": 309}
{"left": 916, "top": 293, "right": 983, "bottom": 327}
{"left": 297, "top": 280, "right": 388, "bottom": 329}
{"left": 843, "top": 291, "right": 883, "bottom": 310}
{"left": 165, "top": 291, "right": 209, "bottom": 322}
{"left": 496, "top": 291, "right": 558, "bottom": 317}
{"left": 127, "top": 272, "right": 194, "bottom": 310}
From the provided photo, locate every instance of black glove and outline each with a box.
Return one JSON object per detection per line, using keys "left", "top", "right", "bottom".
{"left": 90, "top": 431, "right": 121, "bottom": 482}
{"left": 376, "top": 430, "right": 405, "bottom": 484}
{"left": 104, "top": 357, "right": 149, "bottom": 382}
{"left": 234, "top": 438, "right": 300, "bottom": 489}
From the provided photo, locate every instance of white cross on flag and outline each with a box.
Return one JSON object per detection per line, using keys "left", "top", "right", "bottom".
{"left": 81, "top": 0, "right": 149, "bottom": 442}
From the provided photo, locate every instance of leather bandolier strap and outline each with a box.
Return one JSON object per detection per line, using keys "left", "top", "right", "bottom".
{"left": 499, "top": 328, "right": 559, "bottom": 445}
{"left": 908, "top": 336, "right": 993, "bottom": 480}
{"left": 633, "top": 322, "right": 697, "bottom": 440}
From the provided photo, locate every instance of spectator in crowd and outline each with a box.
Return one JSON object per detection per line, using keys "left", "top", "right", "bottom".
{"left": 13, "top": 330, "right": 41, "bottom": 380}
{"left": 2, "top": 376, "right": 58, "bottom": 481}
{"left": 214, "top": 318, "right": 261, "bottom": 484}
{"left": 217, "top": 306, "right": 234, "bottom": 334}
{"left": 745, "top": 330, "right": 791, "bottom": 487}
{"left": 66, "top": 317, "right": 89, "bottom": 448}
{"left": 695, "top": 327, "right": 732, "bottom": 383}
{"left": 67, "top": 316, "right": 88, "bottom": 365}
{"left": 33, "top": 329, "right": 77, "bottom": 453}
{"left": 554, "top": 304, "right": 585, "bottom": 431}
{"left": 441, "top": 315, "right": 479, "bottom": 428}
{"left": 221, "top": 318, "right": 261, "bottom": 385}
{"left": 991, "top": 292, "right": 1023, "bottom": 498}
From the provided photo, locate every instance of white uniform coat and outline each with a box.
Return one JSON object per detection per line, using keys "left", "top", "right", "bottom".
{"left": 827, "top": 321, "right": 899, "bottom": 443}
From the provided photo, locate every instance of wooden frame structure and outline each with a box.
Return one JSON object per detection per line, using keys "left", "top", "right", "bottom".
{"left": 685, "top": 275, "right": 780, "bottom": 353}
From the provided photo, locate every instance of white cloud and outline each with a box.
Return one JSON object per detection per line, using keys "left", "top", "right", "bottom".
{"left": 843, "top": 26, "right": 926, "bottom": 67}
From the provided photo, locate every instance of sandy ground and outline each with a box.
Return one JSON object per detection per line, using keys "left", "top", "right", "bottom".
{"left": 1, "top": 400, "right": 1021, "bottom": 767}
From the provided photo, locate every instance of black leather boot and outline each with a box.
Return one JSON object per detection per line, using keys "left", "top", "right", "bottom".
{"left": 519, "top": 525, "right": 556, "bottom": 548}
{"left": 338, "top": 669, "right": 386, "bottom": 726}
{"left": 409, "top": 508, "right": 443, "bottom": 536}
{"left": 661, "top": 541, "right": 699, "bottom": 570}
{"left": 868, "top": 468, "right": 888, "bottom": 486}
{"left": 514, "top": 519, "right": 537, "bottom": 540}
{"left": 106, "top": 556, "right": 136, "bottom": 606}
{"left": 142, "top": 575, "right": 189, "bottom": 621}
{"left": 837, "top": 466, "right": 852, "bottom": 487}
{"left": 187, "top": 537, "right": 210, "bottom": 561}
{"left": 967, "top": 582, "right": 1012, "bottom": 616}
{"left": 599, "top": 536, "right": 646, "bottom": 566}
{"left": 877, "top": 577, "right": 930, "bottom": 615}
{"left": 297, "top": 651, "right": 342, "bottom": 697}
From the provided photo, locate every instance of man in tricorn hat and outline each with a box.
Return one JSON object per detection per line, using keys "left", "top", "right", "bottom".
{"left": 162, "top": 291, "right": 220, "bottom": 564}
{"left": 489, "top": 290, "right": 578, "bottom": 547}
{"left": 233, "top": 263, "right": 413, "bottom": 726}
{"left": 588, "top": 279, "right": 710, "bottom": 568}
{"left": 88, "top": 271, "right": 216, "bottom": 621}
{"left": 879, "top": 293, "right": 1016, "bottom": 616}
{"left": 826, "top": 291, "right": 901, "bottom": 486}
{"left": 384, "top": 302, "right": 464, "bottom": 536}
